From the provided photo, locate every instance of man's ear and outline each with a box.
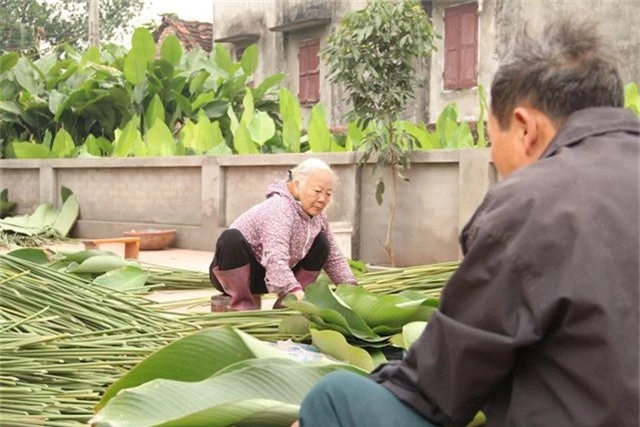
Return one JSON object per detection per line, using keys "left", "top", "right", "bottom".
{"left": 512, "top": 107, "right": 539, "bottom": 157}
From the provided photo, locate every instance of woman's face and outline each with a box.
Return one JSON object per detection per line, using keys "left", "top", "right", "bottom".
{"left": 295, "top": 170, "right": 333, "bottom": 216}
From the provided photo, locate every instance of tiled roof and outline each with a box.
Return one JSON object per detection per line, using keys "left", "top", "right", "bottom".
{"left": 153, "top": 14, "right": 213, "bottom": 53}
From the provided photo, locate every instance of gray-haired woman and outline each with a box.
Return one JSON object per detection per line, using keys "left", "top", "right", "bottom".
{"left": 209, "top": 158, "right": 357, "bottom": 310}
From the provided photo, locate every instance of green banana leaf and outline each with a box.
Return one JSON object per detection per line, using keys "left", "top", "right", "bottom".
{"left": 278, "top": 314, "right": 311, "bottom": 337}
{"left": 66, "top": 254, "right": 131, "bottom": 274}
{"left": 335, "top": 284, "right": 436, "bottom": 334}
{"left": 0, "top": 187, "right": 79, "bottom": 237}
{"left": 310, "top": 328, "right": 384, "bottom": 371}
{"left": 6, "top": 248, "right": 50, "bottom": 264}
{"left": 98, "top": 327, "right": 298, "bottom": 409}
{"left": 92, "top": 265, "right": 149, "bottom": 292}
{"left": 390, "top": 321, "right": 428, "bottom": 350}
{"left": 286, "top": 283, "right": 386, "bottom": 343}
{"left": 92, "top": 357, "right": 364, "bottom": 427}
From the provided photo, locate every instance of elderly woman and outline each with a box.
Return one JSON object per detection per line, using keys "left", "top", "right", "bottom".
{"left": 209, "top": 158, "right": 357, "bottom": 310}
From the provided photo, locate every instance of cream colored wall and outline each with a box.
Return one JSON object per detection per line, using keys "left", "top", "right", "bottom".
{"left": 429, "top": 1, "right": 498, "bottom": 123}
{"left": 428, "top": 0, "right": 640, "bottom": 123}
{"left": 212, "top": 1, "right": 281, "bottom": 85}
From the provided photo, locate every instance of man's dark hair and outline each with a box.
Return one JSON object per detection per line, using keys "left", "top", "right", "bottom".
{"left": 490, "top": 18, "right": 624, "bottom": 130}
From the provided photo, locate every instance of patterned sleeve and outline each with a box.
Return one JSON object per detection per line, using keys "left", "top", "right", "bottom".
{"left": 321, "top": 216, "right": 358, "bottom": 285}
{"left": 259, "top": 199, "right": 301, "bottom": 295}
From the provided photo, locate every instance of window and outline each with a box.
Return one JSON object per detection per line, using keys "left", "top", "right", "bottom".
{"left": 298, "top": 38, "right": 320, "bottom": 104}
{"left": 444, "top": 2, "right": 478, "bottom": 90}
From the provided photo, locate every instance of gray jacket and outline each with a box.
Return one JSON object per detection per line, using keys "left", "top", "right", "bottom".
{"left": 370, "top": 107, "right": 640, "bottom": 427}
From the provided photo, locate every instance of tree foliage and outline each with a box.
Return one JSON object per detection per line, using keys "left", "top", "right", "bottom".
{"left": 322, "top": 0, "right": 438, "bottom": 265}
{"left": 0, "top": 0, "right": 145, "bottom": 54}
{"left": 322, "top": 0, "right": 437, "bottom": 125}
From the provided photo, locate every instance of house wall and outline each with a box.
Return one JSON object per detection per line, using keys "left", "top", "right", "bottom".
{"left": 428, "top": 0, "right": 640, "bottom": 121}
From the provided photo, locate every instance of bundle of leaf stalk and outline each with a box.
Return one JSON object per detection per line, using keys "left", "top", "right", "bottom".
{"left": 0, "top": 253, "right": 471, "bottom": 426}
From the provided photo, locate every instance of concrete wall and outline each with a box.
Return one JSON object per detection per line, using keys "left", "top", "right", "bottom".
{"left": 0, "top": 150, "right": 495, "bottom": 266}
{"left": 429, "top": 0, "right": 640, "bottom": 121}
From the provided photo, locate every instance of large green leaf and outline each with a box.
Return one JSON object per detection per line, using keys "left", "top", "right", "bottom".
{"left": 84, "top": 135, "right": 113, "bottom": 156}
{"left": 307, "top": 104, "right": 332, "bottom": 152}
{"left": 240, "top": 44, "right": 259, "bottom": 75}
{"left": 50, "top": 128, "right": 75, "bottom": 158}
{"left": 6, "top": 248, "right": 50, "bottom": 264}
{"left": 182, "top": 111, "right": 224, "bottom": 154}
{"left": 234, "top": 123, "right": 259, "bottom": 154}
{"left": 0, "top": 52, "right": 19, "bottom": 73}
{"left": 335, "top": 285, "right": 435, "bottom": 333}
{"left": 14, "top": 57, "right": 40, "bottom": 94}
{"left": 253, "top": 73, "right": 285, "bottom": 99}
{"left": 124, "top": 51, "right": 147, "bottom": 85}
{"left": 131, "top": 28, "right": 156, "bottom": 64}
{"left": 214, "top": 44, "right": 235, "bottom": 76}
{"left": 286, "top": 283, "right": 385, "bottom": 343}
{"left": 402, "top": 321, "right": 427, "bottom": 349}
{"left": 145, "top": 119, "right": 176, "bottom": 157}
{"left": 48, "top": 89, "right": 66, "bottom": 116}
{"left": 0, "top": 100, "right": 21, "bottom": 116}
{"left": 97, "top": 327, "right": 298, "bottom": 409}
{"left": 205, "top": 142, "right": 233, "bottom": 156}
{"left": 112, "top": 116, "right": 140, "bottom": 157}
{"left": 144, "top": 94, "right": 165, "bottom": 133}
{"left": 93, "top": 266, "right": 149, "bottom": 292}
{"left": 67, "top": 255, "right": 130, "bottom": 274}
{"left": 51, "top": 193, "right": 79, "bottom": 236}
{"left": 240, "top": 88, "right": 255, "bottom": 126}
{"left": 10, "top": 142, "right": 50, "bottom": 159}
{"left": 161, "top": 35, "right": 183, "bottom": 67}
{"left": 310, "top": 328, "right": 377, "bottom": 371}
{"left": 92, "top": 356, "right": 363, "bottom": 427}
{"left": 279, "top": 88, "right": 301, "bottom": 152}
{"left": 249, "top": 111, "right": 276, "bottom": 145}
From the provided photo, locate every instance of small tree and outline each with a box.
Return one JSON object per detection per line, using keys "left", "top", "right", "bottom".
{"left": 322, "top": 0, "right": 437, "bottom": 265}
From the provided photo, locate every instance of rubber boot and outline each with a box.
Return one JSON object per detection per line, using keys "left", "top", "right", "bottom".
{"left": 272, "top": 268, "right": 322, "bottom": 309}
{"left": 210, "top": 265, "right": 260, "bottom": 311}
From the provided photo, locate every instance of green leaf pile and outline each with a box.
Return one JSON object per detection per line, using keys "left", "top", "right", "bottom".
{"left": 284, "top": 282, "right": 438, "bottom": 356}
{"left": 91, "top": 327, "right": 364, "bottom": 427}
{"left": 0, "top": 186, "right": 79, "bottom": 247}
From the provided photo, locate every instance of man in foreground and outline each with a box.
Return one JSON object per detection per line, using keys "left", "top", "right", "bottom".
{"left": 297, "top": 17, "right": 639, "bottom": 427}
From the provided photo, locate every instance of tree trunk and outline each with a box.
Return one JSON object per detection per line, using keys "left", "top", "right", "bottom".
{"left": 383, "top": 124, "right": 397, "bottom": 266}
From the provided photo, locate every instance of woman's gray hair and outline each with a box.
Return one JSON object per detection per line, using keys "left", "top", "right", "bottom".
{"left": 491, "top": 17, "right": 624, "bottom": 130}
{"left": 289, "top": 158, "right": 336, "bottom": 187}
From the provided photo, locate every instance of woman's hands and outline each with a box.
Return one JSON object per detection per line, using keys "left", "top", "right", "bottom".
{"left": 292, "top": 289, "right": 305, "bottom": 300}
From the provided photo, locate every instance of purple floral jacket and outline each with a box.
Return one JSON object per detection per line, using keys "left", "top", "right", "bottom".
{"left": 230, "top": 179, "right": 357, "bottom": 295}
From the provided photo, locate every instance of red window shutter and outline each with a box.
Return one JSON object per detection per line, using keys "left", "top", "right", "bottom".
{"left": 298, "top": 38, "right": 321, "bottom": 105}
{"left": 308, "top": 40, "right": 320, "bottom": 103}
{"left": 444, "top": 7, "right": 460, "bottom": 89}
{"left": 444, "top": 3, "right": 477, "bottom": 90}
{"left": 298, "top": 42, "right": 308, "bottom": 103}
{"left": 459, "top": 6, "right": 478, "bottom": 87}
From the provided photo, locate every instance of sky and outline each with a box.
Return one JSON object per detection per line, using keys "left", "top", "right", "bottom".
{"left": 135, "top": 0, "right": 213, "bottom": 25}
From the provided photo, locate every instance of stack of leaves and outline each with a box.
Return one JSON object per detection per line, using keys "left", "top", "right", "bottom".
{"left": 0, "top": 254, "right": 295, "bottom": 425}
{"left": 279, "top": 282, "right": 439, "bottom": 370}
{"left": 90, "top": 327, "right": 364, "bottom": 427}
{"left": 7, "top": 247, "right": 211, "bottom": 293}
{"left": 0, "top": 187, "right": 79, "bottom": 248}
